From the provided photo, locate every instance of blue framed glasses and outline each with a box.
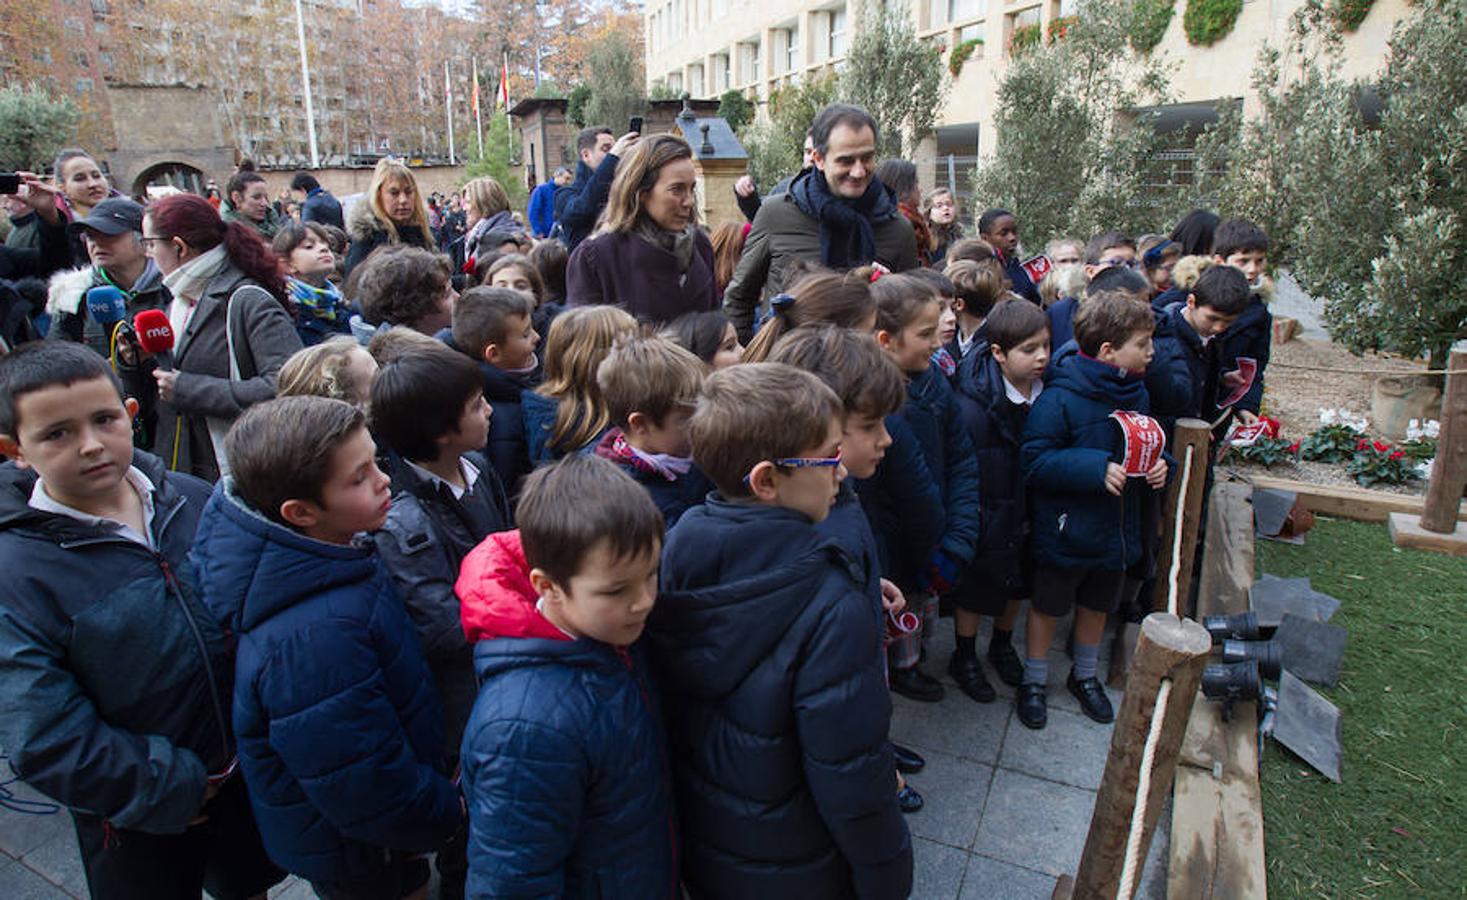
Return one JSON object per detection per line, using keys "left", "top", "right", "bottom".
{"left": 743, "top": 450, "right": 843, "bottom": 485}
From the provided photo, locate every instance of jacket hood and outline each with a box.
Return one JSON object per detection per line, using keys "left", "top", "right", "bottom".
{"left": 0, "top": 448, "right": 176, "bottom": 536}
{"left": 1047, "top": 341, "right": 1149, "bottom": 409}
{"left": 346, "top": 199, "right": 389, "bottom": 243}
{"left": 191, "top": 479, "right": 383, "bottom": 633}
{"left": 44, "top": 266, "right": 95, "bottom": 317}
{"left": 653, "top": 499, "right": 861, "bottom": 698}
{"left": 1158, "top": 303, "right": 1205, "bottom": 355}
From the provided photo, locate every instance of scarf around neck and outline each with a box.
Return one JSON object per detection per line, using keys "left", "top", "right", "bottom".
{"left": 789, "top": 168, "right": 898, "bottom": 270}
{"left": 288, "top": 276, "right": 345, "bottom": 322}
{"left": 164, "top": 244, "right": 229, "bottom": 336}
{"left": 634, "top": 219, "right": 698, "bottom": 277}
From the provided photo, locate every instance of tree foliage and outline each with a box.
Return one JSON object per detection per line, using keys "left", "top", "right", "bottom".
{"left": 0, "top": 85, "right": 80, "bottom": 171}
{"left": 841, "top": 0, "right": 947, "bottom": 157}
{"left": 581, "top": 27, "right": 646, "bottom": 131}
{"left": 717, "top": 90, "right": 754, "bottom": 133}
{"left": 1128, "top": 0, "right": 1176, "bottom": 51}
{"left": 1183, "top": 0, "right": 1243, "bottom": 45}
{"left": 740, "top": 73, "right": 837, "bottom": 191}
{"left": 1199, "top": 0, "right": 1467, "bottom": 367}
{"left": 972, "top": 0, "right": 1181, "bottom": 246}
{"left": 464, "top": 110, "right": 529, "bottom": 209}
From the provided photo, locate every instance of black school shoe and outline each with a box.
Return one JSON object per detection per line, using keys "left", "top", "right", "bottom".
{"left": 1016, "top": 683, "right": 1048, "bottom": 730}
{"left": 948, "top": 653, "right": 996, "bottom": 703}
{"left": 987, "top": 640, "right": 1025, "bottom": 688}
{"left": 892, "top": 743, "right": 926, "bottom": 774}
{"left": 890, "top": 665, "right": 945, "bottom": 702}
{"left": 897, "top": 783, "right": 924, "bottom": 813}
{"left": 1067, "top": 672, "right": 1116, "bottom": 724}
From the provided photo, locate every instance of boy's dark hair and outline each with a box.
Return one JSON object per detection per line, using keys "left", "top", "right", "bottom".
{"left": 1211, "top": 218, "right": 1270, "bottom": 258}
{"left": 1170, "top": 208, "right": 1219, "bottom": 257}
{"left": 597, "top": 335, "right": 706, "bottom": 427}
{"left": 226, "top": 396, "right": 365, "bottom": 527}
{"left": 977, "top": 208, "right": 1013, "bottom": 235}
{"left": 905, "top": 266, "right": 955, "bottom": 298}
{"left": 452, "top": 286, "right": 536, "bottom": 359}
{"left": 986, "top": 298, "right": 1051, "bottom": 353}
{"left": 662, "top": 310, "right": 733, "bottom": 366}
{"left": 0, "top": 342, "right": 124, "bottom": 436}
{"left": 1085, "top": 265, "right": 1151, "bottom": 300}
{"left": 810, "top": 103, "right": 879, "bottom": 155}
{"left": 290, "top": 173, "right": 321, "bottom": 192}
{"left": 271, "top": 220, "right": 332, "bottom": 259}
{"left": 1190, "top": 264, "right": 1252, "bottom": 315}
{"left": 518, "top": 453, "right": 664, "bottom": 588}
{"left": 577, "top": 126, "right": 613, "bottom": 153}
{"left": 1073, "top": 294, "right": 1154, "bottom": 357}
{"left": 768, "top": 324, "right": 905, "bottom": 420}
{"left": 946, "top": 258, "right": 1007, "bottom": 318}
{"left": 1084, "top": 231, "right": 1136, "bottom": 265}
{"left": 350, "top": 244, "right": 453, "bottom": 328}
{"left": 690, "top": 363, "right": 843, "bottom": 499}
{"left": 528, "top": 239, "right": 568, "bottom": 300}
{"left": 370, "top": 342, "right": 485, "bottom": 462}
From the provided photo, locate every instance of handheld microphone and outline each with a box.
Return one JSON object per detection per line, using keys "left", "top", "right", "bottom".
{"left": 133, "top": 309, "right": 176, "bottom": 371}
{"left": 85, "top": 286, "right": 127, "bottom": 328}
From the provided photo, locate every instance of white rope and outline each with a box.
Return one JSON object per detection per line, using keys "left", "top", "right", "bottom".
{"left": 1166, "top": 445, "right": 1196, "bottom": 617}
{"left": 1118, "top": 678, "right": 1173, "bottom": 899}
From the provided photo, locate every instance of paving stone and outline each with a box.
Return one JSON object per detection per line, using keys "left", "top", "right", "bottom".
{"left": 998, "top": 705, "right": 1113, "bottom": 791}
{"left": 18, "top": 830, "right": 87, "bottom": 899}
{"left": 891, "top": 686, "right": 1009, "bottom": 764}
{"left": 0, "top": 802, "right": 69, "bottom": 861}
{"left": 911, "top": 836, "right": 970, "bottom": 900}
{"left": 972, "top": 769, "right": 1097, "bottom": 877}
{"left": 0, "top": 858, "right": 76, "bottom": 900}
{"left": 959, "top": 853, "right": 1060, "bottom": 900}
{"left": 901, "top": 749, "right": 993, "bottom": 850}
{"left": 1042, "top": 651, "right": 1124, "bottom": 719}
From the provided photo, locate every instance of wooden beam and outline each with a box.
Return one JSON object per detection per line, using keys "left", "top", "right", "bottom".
{"left": 1388, "top": 512, "right": 1467, "bottom": 556}
{"left": 1153, "top": 419, "right": 1213, "bottom": 614}
{"left": 1169, "top": 482, "right": 1268, "bottom": 899}
{"left": 1242, "top": 474, "right": 1467, "bottom": 525}
{"left": 1419, "top": 343, "right": 1467, "bottom": 533}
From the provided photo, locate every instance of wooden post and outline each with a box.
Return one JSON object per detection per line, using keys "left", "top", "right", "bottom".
{"left": 1421, "top": 343, "right": 1467, "bottom": 533}
{"left": 1071, "top": 614, "right": 1212, "bottom": 900}
{"left": 1389, "top": 342, "right": 1467, "bottom": 555}
{"left": 1152, "top": 418, "right": 1212, "bottom": 615}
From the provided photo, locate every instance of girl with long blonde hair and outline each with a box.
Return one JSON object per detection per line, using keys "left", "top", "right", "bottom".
{"left": 522, "top": 305, "right": 639, "bottom": 463}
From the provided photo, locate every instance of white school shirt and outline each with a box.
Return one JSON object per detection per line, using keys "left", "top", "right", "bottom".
{"left": 28, "top": 466, "right": 158, "bottom": 550}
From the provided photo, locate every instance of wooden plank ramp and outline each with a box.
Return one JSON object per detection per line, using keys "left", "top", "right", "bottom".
{"left": 1168, "top": 482, "right": 1269, "bottom": 899}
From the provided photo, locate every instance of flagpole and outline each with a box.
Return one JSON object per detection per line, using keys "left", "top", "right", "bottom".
{"left": 503, "top": 52, "right": 512, "bottom": 159}
{"left": 292, "top": 0, "right": 319, "bottom": 167}
{"left": 444, "top": 59, "right": 455, "bottom": 165}
{"left": 473, "top": 59, "right": 484, "bottom": 160}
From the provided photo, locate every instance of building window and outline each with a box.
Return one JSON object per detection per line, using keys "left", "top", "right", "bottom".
{"left": 75, "top": 77, "right": 93, "bottom": 93}
{"left": 90, "top": 0, "right": 107, "bottom": 15}
{"left": 829, "top": 9, "right": 847, "bottom": 58}
{"left": 949, "top": 0, "right": 980, "bottom": 22}
{"left": 688, "top": 63, "right": 704, "bottom": 95}
{"left": 957, "top": 21, "right": 983, "bottom": 42}
{"left": 783, "top": 27, "right": 800, "bottom": 73}
{"left": 668, "top": 72, "right": 683, "bottom": 92}
{"left": 714, "top": 53, "right": 731, "bottom": 90}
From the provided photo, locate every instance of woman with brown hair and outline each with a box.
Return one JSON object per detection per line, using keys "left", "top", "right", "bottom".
{"left": 708, "top": 220, "right": 748, "bottom": 295}
{"left": 565, "top": 133, "right": 718, "bottom": 325}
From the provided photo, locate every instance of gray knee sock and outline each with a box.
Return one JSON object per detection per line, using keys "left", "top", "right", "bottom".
{"left": 1022, "top": 656, "right": 1049, "bottom": 687}
{"left": 1072, "top": 642, "right": 1100, "bottom": 681}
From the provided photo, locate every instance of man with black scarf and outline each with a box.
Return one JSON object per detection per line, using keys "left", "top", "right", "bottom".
{"left": 722, "top": 103, "right": 918, "bottom": 343}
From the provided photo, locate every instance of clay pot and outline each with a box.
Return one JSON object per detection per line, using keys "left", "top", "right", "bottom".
{"left": 1370, "top": 375, "right": 1440, "bottom": 442}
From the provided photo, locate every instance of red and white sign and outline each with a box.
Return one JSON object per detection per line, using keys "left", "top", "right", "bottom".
{"left": 1021, "top": 254, "right": 1054, "bottom": 285}
{"left": 1218, "top": 357, "right": 1258, "bottom": 409}
{"left": 1225, "top": 420, "right": 1271, "bottom": 447}
{"left": 1111, "top": 410, "right": 1167, "bottom": 477}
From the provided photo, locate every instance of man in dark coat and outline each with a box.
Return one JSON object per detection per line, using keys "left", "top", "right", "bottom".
{"left": 723, "top": 104, "right": 919, "bottom": 342}
{"left": 291, "top": 173, "right": 345, "bottom": 230}
{"left": 553, "top": 126, "right": 639, "bottom": 253}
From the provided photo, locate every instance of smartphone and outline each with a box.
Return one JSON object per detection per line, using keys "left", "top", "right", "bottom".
{"left": 0, "top": 173, "right": 20, "bottom": 195}
{"left": 628, "top": 116, "right": 643, "bottom": 135}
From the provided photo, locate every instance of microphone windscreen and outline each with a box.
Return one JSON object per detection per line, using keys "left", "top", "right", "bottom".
{"left": 84, "top": 286, "right": 127, "bottom": 326}
{"left": 133, "top": 309, "right": 176, "bottom": 355}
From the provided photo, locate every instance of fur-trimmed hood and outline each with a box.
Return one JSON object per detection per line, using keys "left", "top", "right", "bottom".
{"left": 346, "top": 198, "right": 390, "bottom": 244}
{"left": 45, "top": 262, "right": 166, "bottom": 317}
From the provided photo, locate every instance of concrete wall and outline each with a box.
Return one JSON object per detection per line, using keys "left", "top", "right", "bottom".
{"left": 104, "top": 85, "right": 235, "bottom": 195}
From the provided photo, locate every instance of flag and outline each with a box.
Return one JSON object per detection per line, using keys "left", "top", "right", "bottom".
{"left": 497, "top": 54, "right": 510, "bottom": 109}
{"left": 472, "top": 70, "right": 480, "bottom": 118}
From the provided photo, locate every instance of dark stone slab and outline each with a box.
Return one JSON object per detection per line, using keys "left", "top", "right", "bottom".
{"left": 1274, "top": 614, "right": 1348, "bottom": 687}
{"left": 1272, "top": 670, "right": 1343, "bottom": 783}
{"left": 1250, "top": 575, "right": 1340, "bottom": 626}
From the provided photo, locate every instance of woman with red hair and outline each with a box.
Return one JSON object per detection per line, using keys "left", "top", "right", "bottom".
{"left": 139, "top": 193, "right": 302, "bottom": 481}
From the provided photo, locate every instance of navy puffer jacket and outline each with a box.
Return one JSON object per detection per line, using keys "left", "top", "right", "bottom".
{"left": 1145, "top": 303, "right": 1216, "bottom": 440}
{"left": 192, "top": 483, "right": 461, "bottom": 883}
{"left": 649, "top": 499, "right": 912, "bottom": 900}
{"left": 894, "top": 364, "right": 981, "bottom": 574}
{"left": 455, "top": 531, "right": 678, "bottom": 899}
{"left": 855, "top": 414, "right": 945, "bottom": 589}
{"left": 1023, "top": 343, "right": 1162, "bottom": 572}
{"left": 438, "top": 329, "right": 537, "bottom": 494}
{"left": 953, "top": 345, "right": 1033, "bottom": 594}
{"left": 1213, "top": 295, "right": 1271, "bottom": 416}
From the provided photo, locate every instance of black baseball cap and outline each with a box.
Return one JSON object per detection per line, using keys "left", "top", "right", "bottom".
{"left": 70, "top": 197, "right": 144, "bottom": 236}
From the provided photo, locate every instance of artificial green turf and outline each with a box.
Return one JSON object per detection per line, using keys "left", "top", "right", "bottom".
{"left": 1256, "top": 518, "right": 1467, "bottom": 898}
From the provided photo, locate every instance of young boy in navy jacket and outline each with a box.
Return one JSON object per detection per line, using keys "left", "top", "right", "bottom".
{"left": 594, "top": 335, "right": 712, "bottom": 527}
{"left": 1019, "top": 294, "right": 1169, "bottom": 730}
{"left": 944, "top": 258, "right": 1007, "bottom": 363}
{"left": 1211, "top": 218, "right": 1274, "bottom": 425}
{"left": 192, "top": 396, "right": 463, "bottom": 897}
{"left": 440, "top": 285, "right": 541, "bottom": 493}
{"left": 0, "top": 343, "right": 282, "bottom": 900}
{"left": 950, "top": 299, "right": 1051, "bottom": 704}
{"left": 454, "top": 455, "right": 677, "bottom": 898}
{"left": 1146, "top": 265, "right": 1254, "bottom": 439}
{"left": 873, "top": 274, "right": 982, "bottom": 704}
{"left": 769, "top": 324, "right": 931, "bottom": 810}
{"left": 648, "top": 363, "right": 912, "bottom": 900}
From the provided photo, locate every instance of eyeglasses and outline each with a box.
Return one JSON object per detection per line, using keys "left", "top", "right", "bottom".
{"left": 743, "top": 449, "right": 843, "bottom": 485}
{"left": 1099, "top": 257, "right": 1140, "bottom": 270}
{"left": 139, "top": 236, "right": 169, "bottom": 246}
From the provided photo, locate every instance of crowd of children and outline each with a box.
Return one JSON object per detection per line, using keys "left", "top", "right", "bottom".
{"left": 0, "top": 137, "right": 1278, "bottom": 898}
